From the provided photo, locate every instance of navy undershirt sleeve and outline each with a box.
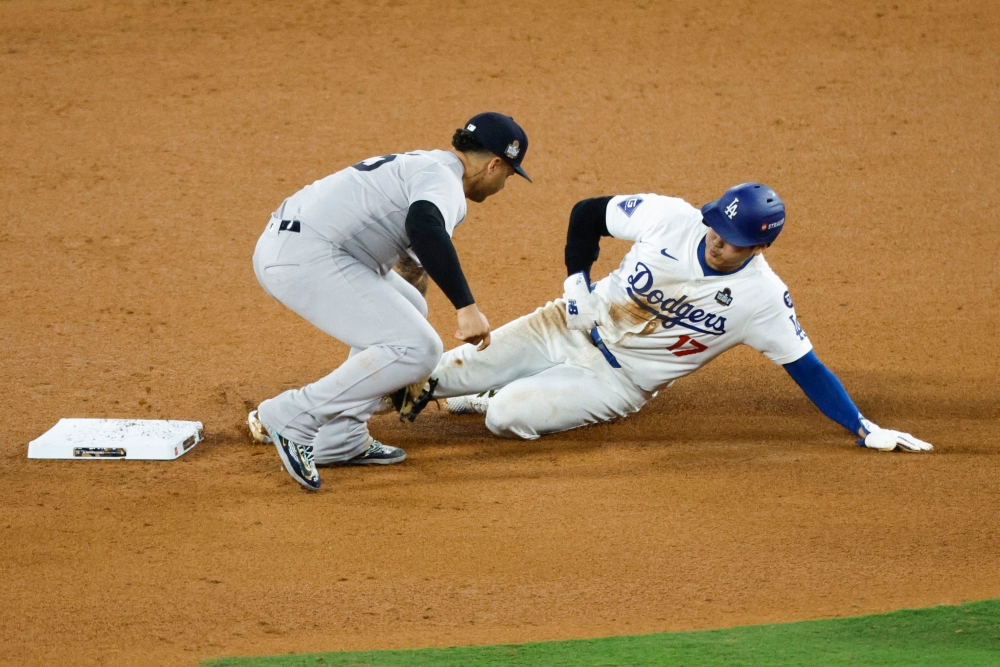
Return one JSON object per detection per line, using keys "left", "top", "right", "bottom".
{"left": 405, "top": 200, "right": 474, "bottom": 309}
{"left": 783, "top": 351, "right": 864, "bottom": 434}
{"left": 565, "top": 196, "right": 613, "bottom": 281}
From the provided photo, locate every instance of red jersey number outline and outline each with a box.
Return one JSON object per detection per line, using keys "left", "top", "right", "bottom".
{"left": 666, "top": 335, "right": 708, "bottom": 357}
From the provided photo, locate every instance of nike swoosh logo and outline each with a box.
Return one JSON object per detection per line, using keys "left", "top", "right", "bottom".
{"left": 660, "top": 248, "right": 678, "bottom": 260}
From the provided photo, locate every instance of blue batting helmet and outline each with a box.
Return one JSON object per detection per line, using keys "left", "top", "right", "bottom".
{"left": 701, "top": 183, "right": 785, "bottom": 247}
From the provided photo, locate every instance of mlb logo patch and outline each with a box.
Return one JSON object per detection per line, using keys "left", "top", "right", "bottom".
{"left": 618, "top": 196, "right": 644, "bottom": 218}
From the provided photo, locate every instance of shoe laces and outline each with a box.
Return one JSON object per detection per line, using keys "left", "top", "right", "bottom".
{"left": 288, "top": 438, "right": 314, "bottom": 463}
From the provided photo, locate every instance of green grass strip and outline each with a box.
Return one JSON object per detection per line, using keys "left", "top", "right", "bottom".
{"left": 203, "top": 598, "right": 1000, "bottom": 666}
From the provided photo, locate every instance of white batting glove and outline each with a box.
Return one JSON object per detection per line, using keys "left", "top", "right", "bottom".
{"left": 859, "top": 419, "right": 933, "bottom": 452}
{"left": 563, "top": 272, "right": 599, "bottom": 331}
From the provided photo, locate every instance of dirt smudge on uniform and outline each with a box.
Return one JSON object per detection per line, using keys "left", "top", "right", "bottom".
{"left": 604, "top": 300, "right": 657, "bottom": 334}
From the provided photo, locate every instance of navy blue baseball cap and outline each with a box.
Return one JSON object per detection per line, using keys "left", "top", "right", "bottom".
{"left": 701, "top": 183, "right": 785, "bottom": 247}
{"left": 463, "top": 112, "right": 531, "bottom": 182}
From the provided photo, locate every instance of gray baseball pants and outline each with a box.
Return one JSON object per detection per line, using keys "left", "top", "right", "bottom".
{"left": 253, "top": 217, "right": 441, "bottom": 464}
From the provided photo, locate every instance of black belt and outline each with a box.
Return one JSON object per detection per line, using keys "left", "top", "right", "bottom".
{"left": 278, "top": 219, "right": 301, "bottom": 233}
{"left": 590, "top": 326, "right": 621, "bottom": 369}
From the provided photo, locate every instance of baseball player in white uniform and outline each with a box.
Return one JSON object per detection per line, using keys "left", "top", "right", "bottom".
{"left": 418, "top": 183, "right": 932, "bottom": 453}
{"left": 248, "top": 113, "right": 531, "bottom": 490}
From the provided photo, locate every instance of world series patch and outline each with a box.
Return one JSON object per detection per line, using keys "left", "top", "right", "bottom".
{"left": 618, "top": 196, "right": 644, "bottom": 218}
{"left": 715, "top": 287, "right": 733, "bottom": 307}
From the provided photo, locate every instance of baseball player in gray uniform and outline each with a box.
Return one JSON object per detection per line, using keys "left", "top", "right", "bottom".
{"left": 408, "top": 183, "right": 932, "bottom": 453}
{"left": 248, "top": 113, "right": 531, "bottom": 490}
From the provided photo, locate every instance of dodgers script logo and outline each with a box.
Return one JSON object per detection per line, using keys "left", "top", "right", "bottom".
{"left": 618, "top": 197, "right": 644, "bottom": 218}
{"left": 627, "top": 262, "right": 727, "bottom": 335}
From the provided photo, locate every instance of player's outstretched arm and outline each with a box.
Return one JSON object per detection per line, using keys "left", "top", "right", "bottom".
{"left": 783, "top": 351, "right": 932, "bottom": 452}
{"left": 405, "top": 200, "right": 491, "bottom": 350}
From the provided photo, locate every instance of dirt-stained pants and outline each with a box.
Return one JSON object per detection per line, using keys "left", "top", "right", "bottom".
{"left": 433, "top": 301, "right": 651, "bottom": 439}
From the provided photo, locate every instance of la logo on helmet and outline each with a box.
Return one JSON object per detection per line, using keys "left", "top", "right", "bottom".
{"left": 724, "top": 198, "right": 739, "bottom": 219}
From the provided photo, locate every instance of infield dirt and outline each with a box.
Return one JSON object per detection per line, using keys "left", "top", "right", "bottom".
{"left": 1, "top": 1, "right": 998, "bottom": 666}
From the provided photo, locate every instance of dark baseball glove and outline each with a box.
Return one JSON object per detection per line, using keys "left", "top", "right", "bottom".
{"left": 389, "top": 377, "right": 438, "bottom": 422}
{"left": 394, "top": 256, "right": 428, "bottom": 296}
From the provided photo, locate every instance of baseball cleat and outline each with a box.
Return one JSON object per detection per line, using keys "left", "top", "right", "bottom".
{"left": 341, "top": 439, "right": 406, "bottom": 466}
{"left": 263, "top": 421, "right": 321, "bottom": 491}
{"left": 247, "top": 410, "right": 273, "bottom": 445}
{"left": 446, "top": 390, "right": 495, "bottom": 415}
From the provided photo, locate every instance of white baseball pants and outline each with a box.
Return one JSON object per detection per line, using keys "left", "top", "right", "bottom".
{"left": 252, "top": 217, "right": 441, "bottom": 464}
{"left": 433, "top": 301, "right": 652, "bottom": 439}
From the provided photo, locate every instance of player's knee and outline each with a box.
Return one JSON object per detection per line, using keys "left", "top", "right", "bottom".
{"left": 484, "top": 393, "right": 540, "bottom": 440}
{"left": 409, "top": 332, "right": 443, "bottom": 377}
{"left": 426, "top": 333, "right": 445, "bottom": 366}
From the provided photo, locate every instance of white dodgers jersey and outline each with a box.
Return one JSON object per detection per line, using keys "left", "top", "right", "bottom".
{"left": 593, "top": 194, "right": 813, "bottom": 392}
{"left": 274, "top": 150, "right": 467, "bottom": 274}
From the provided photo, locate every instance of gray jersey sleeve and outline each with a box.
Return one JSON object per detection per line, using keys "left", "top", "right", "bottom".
{"left": 406, "top": 162, "right": 467, "bottom": 236}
